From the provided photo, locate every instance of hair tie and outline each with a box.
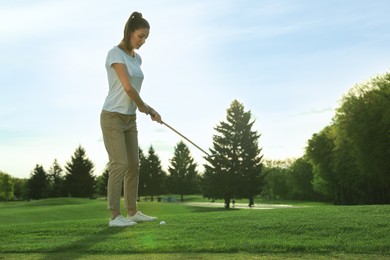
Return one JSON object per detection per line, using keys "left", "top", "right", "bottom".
{"left": 132, "top": 12, "right": 142, "bottom": 20}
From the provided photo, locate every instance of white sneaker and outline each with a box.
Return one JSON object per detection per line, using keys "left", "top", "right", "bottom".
{"left": 109, "top": 215, "right": 137, "bottom": 227}
{"left": 128, "top": 211, "right": 157, "bottom": 222}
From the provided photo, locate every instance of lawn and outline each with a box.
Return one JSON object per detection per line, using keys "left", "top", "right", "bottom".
{"left": 0, "top": 198, "right": 389, "bottom": 259}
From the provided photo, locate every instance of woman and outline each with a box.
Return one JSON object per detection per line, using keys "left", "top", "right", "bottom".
{"left": 100, "top": 12, "right": 162, "bottom": 227}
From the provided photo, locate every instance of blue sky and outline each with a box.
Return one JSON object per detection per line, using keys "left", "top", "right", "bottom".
{"left": 1, "top": 0, "right": 389, "bottom": 179}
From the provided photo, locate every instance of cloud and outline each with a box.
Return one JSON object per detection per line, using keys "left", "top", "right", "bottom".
{"left": 154, "top": 128, "right": 167, "bottom": 133}
{"left": 296, "top": 107, "right": 335, "bottom": 116}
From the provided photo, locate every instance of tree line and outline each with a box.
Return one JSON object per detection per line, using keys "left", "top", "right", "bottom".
{"left": 305, "top": 72, "right": 390, "bottom": 204}
{"left": 0, "top": 144, "right": 200, "bottom": 203}
{"left": 0, "top": 100, "right": 265, "bottom": 208}
{"left": 259, "top": 71, "right": 389, "bottom": 204}
{"left": 1, "top": 71, "right": 389, "bottom": 206}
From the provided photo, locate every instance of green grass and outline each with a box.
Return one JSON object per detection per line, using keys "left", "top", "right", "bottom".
{"left": 0, "top": 198, "right": 389, "bottom": 259}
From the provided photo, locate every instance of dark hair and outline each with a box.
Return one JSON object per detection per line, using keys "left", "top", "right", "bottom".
{"left": 120, "top": 12, "right": 150, "bottom": 52}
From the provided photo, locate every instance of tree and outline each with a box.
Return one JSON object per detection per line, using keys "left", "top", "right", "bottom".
{"left": 331, "top": 131, "right": 362, "bottom": 204}
{"left": 306, "top": 71, "right": 390, "bottom": 204}
{"left": 142, "top": 146, "right": 166, "bottom": 201}
{"left": 306, "top": 126, "right": 338, "bottom": 203}
{"left": 289, "top": 157, "right": 322, "bottom": 201}
{"left": 48, "top": 159, "right": 65, "bottom": 197}
{"left": 261, "top": 160, "right": 291, "bottom": 199}
{"left": 27, "top": 165, "right": 50, "bottom": 200}
{"left": 168, "top": 141, "right": 199, "bottom": 202}
{"left": 0, "top": 171, "right": 14, "bottom": 201}
{"left": 64, "top": 145, "right": 95, "bottom": 198}
{"left": 12, "top": 177, "right": 28, "bottom": 200}
{"left": 138, "top": 148, "right": 149, "bottom": 199}
{"left": 334, "top": 72, "right": 390, "bottom": 203}
{"left": 95, "top": 164, "right": 109, "bottom": 197}
{"left": 203, "top": 100, "right": 265, "bottom": 208}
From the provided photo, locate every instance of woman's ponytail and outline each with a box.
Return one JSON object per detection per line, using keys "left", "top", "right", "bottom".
{"left": 121, "top": 11, "right": 150, "bottom": 52}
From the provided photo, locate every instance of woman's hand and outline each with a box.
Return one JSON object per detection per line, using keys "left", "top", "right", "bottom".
{"left": 138, "top": 103, "right": 161, "bottom": 123}
{"left": 148, "top": 107, "right": 162, "bottom": 123}
{"left": 138, "top": 103, "right": 150, "bottom": 114}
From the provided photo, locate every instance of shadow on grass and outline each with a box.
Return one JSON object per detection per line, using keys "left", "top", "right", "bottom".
{"left": 188, "top": 206, "right": 240, "bottom": 213}
{"left": 41, "top": 226, "right": 124, "bottom": 260}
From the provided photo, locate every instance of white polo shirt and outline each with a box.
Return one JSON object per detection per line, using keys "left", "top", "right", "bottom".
{"left": 102, "top": 46, "right": 144, "bottom": 115}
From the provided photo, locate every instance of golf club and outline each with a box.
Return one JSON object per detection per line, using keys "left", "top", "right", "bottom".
{"left": 161, "top": 120, "right": 210, "bottom": 157}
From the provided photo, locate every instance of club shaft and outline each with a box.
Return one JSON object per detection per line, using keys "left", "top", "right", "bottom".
{"left": 162, "top": 121, "right": 210, "bottom": 156}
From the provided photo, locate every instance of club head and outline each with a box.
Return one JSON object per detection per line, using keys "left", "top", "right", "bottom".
{"left": 204, "top": 154, "right": 216, "bottom": 159}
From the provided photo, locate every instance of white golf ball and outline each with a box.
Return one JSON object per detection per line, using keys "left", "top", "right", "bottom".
{"left": 160, "top": 221, "right": 166, "bottom": 225}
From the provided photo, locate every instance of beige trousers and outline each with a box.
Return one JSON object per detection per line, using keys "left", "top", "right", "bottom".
{"left": 100, "top": 110, "right": 139, "bottom": 212}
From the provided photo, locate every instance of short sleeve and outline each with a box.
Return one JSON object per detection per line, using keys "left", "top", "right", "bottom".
{"left": 135, "top": 53, "right": 142, "bottom": 65}
{"left": 106, "top": 47, "right": 125, "bottom": 67}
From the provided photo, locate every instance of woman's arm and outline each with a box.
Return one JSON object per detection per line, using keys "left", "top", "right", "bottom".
{"left": 112, "top": 63, "right": 161, "bottom": 122}
{"left": 112, "top": 63, "right": 148, "bottom": 112}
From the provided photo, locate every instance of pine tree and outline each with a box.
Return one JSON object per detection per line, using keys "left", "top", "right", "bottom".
{"left": 27, "top": 165, "right": 50, "bottom": 200}
{"left": 203, "top": 100, "right": 265, "bottom": 208}
{"left": 138, "top": 148, "right": 149, "bottom": 199}
{"left": 48, "top": 159, "right": 65, "bottom": 197}
{"left": 95, "top": 164, "right": 109, "bottom": 197}
{"left": 64, "top": 145, "right": 95, "bottom": 198}
{"left": 168, "top": 141, "right": 199, "bottom": 202}
{"left": 143, "top": 146, "right": 166, "bottom": 201}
